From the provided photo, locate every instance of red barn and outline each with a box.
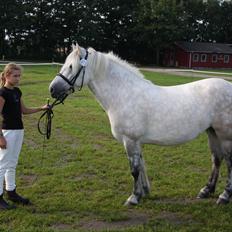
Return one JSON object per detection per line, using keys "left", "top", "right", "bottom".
{"left": 163, "top": 41, "right": 232, "bottom": 68}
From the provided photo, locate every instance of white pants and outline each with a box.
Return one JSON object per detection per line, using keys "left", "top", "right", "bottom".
{"left": 0, "top": 130, "right": 24, "bottom": 195}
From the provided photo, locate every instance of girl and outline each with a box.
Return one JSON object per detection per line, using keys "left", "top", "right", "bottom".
{"left": 0, "top": 63, "right": 48, "bottom": 210}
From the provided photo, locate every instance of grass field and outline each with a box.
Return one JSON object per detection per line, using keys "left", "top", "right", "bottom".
{"left": 0, "top": 65, "right": 232, "bottom": 232}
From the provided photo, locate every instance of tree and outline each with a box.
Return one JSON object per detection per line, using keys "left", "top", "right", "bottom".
{"left": 1, "top": 0, "right": 232, "bottom": 63}
{"left": 215, "top": 1, "right": 232, "bottom": 43}
{"left": 132, "top": 0, "right": 184, "bottom": 64}
{"left": 0, "top": 0, "right": 25, "bottom": 59}
{"left": 180, "top": 0, "right": 206, "bottom": 41}
{"left": 72, "top": 0, "right": 139, "bottom": 60}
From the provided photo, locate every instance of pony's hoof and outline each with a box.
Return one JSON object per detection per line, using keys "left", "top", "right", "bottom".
{"left": 216, "top": 198, "right": 229, "bottom": 205}
{"left": 197, "top": 191, "right": 209, "bottom": 199}
{"left": 197, "top": 187, "right": 212, "bottom": 199}
{"left": 124, "top": 194, "right": 139, "bottom": 206}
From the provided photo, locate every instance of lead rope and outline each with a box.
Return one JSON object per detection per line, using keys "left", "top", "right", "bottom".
{"left": 30, "top": 95, "right": 68, "bottom": 185}
{"left": 37, "top": 95, "right": 67, "bottom": 139}
{"left": 37, "top": 99, "right": 54, "bottom": 139}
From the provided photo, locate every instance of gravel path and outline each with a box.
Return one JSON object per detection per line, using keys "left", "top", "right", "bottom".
{"left": 140, "top": 67, "right": 232, "bottom": 81}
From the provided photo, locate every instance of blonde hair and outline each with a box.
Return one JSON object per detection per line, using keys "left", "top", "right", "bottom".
{"left": 0, "top": 63, "right": 23, "bottom": 87}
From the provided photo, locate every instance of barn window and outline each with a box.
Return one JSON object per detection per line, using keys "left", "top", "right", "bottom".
{"left": 201, "top": 54, "right": 207, "bottom": 62}
{"left": 193, "top": 54, "right": 199, "bottom": 62}
{"left": 224, "top": 55, "right": 229, "bottom": 63}
{"left": 212, "top": 54, "right": 218, "bottom": 63}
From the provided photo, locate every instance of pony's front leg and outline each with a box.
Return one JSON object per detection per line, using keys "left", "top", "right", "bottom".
{"left": 123, "top": 138, "right": 150, "bottom": 206}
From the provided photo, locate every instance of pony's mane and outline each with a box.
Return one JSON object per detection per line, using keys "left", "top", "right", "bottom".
{"left": 86, "top": 47, "right": 147, "bottom": 84}
{"left": 105, "top": 52, "right": 144, "bottom": 79}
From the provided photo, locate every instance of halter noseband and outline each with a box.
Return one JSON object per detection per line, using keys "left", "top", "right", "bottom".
{"left": 57, "top": 49, "right": 89, "bottom": 93}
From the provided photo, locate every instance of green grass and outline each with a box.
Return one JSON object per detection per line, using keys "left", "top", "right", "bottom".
{"left": 0, "top": 65, "right": 231, "bottom": 231}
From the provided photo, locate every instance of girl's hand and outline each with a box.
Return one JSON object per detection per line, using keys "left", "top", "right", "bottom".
{"left": 41, "top": 104, "right": 50, "bottom": 111}
{"left": 0, "top": 136, "right": 7, "bottom": 149}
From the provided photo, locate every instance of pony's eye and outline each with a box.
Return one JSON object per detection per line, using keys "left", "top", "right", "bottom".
{"left": 69, "top": 64, "right": 72, "bottom": 69}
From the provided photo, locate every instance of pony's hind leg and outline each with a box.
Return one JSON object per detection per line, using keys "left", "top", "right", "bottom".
{"left": 216, "top": 141, "right": 232, "bottom": 204}
{"left": 197, "top": 128, "right": 223, "bottom": 199}
{"left": 123, "top": 137, "right": 150, "bottom": 206}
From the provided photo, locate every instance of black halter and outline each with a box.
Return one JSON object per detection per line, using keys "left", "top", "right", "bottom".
{"left": 57, "top": 49, "right": 89, "bottom": 93}
{"left": 38, "top": 49, "right": 89, "bottom": 139}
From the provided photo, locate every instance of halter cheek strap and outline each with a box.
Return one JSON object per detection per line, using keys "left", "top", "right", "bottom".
{"left": 58, "top": 49, "right": 89, "bottom": 92}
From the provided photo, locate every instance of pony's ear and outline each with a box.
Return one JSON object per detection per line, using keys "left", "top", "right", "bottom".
{"left": 71, "top": 43, "right": 79, "bottom": 51}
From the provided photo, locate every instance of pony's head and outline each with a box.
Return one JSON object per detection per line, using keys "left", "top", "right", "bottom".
{"left": 49, "top": 44, "right": 90, "bottom": 100}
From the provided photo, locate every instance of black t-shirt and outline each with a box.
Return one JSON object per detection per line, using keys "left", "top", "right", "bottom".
{"left": 0, "top": 87, "right": 23, "bottom": 129}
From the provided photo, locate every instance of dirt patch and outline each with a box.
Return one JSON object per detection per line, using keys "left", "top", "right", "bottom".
{"left": 152, "top": 196, "right": 217, "bottom": 206}
{"left": 79, "top": 211, "right": 150, "bottom": 231}
{"left": 74, "top": 172, "right": 97, "bottom": 181}
{"left": 155, "top": 211, "right": 198, "bottom": 226}
{"left": 51, "top": 223, "right": 73, "bottom": 230}
{"left": 20, "top": 174, "right": 38, "bottom": 186}
{"left": 154, "top": 197, "right": 201, "bottom": 205}
{"left": 24, "top": 138, "right": 40, "bottom": 149}
{"left": 52, "top": 128, "right": 80, "bottom": 150}
{"left": 93, "top": 143, "right": 103, "bottom": 150}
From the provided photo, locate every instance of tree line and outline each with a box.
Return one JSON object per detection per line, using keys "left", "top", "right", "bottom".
{"left": 1, "top": 0, "right": 232, "bottom": 64}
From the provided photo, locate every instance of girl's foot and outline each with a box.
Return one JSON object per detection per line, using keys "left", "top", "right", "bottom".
{"left": 0, "top": 194, "right": 16, "bottom": 210}
{"left": 7, "top": 189, "right": 31, "bottom": 205}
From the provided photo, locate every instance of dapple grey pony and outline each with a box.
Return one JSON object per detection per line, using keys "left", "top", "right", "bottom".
{"left": 49, "top": 44, "right": 232, "bottom": 205}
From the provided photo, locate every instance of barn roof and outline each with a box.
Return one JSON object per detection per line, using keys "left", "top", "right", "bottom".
{"left": 175, "top": 41, "right": 232, "bottom": 54}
